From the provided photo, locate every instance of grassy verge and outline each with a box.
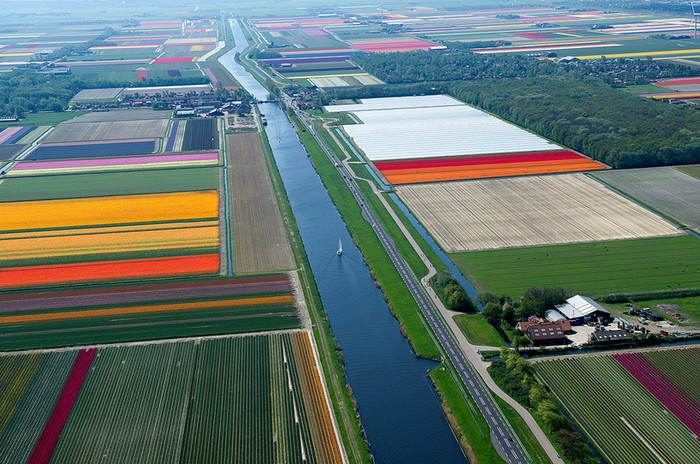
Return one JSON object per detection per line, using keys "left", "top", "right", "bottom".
{"left": 429, "top": 364, "right": 505, "bottom": 464}
{"left": 291, "top": 112, "right": 440, "bottom": 360}
{"left": 493, "top": 396, "right": 551, "bottom": 464}
{"left": 0, "top": 111, "right": 84, "bottom": 128}
{"left": 454, "top": 314, "right": 507, "bottom": 347}
{"left": 258, "top": 120, "right": 373, "bottom": 463}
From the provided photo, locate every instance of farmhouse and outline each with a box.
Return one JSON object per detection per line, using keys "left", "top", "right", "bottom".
{"left": 554, "top": 295, "right": 610, "bottom": 324}
{"left": 518, "top": 321, "right": 570, "bottom": 345}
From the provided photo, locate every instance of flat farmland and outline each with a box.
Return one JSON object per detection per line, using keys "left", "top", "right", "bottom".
{"left": 0, "top": 144, "right": 26, "bottom": 161}
{"left": 451, "top": 235, "right": 700, "bottom": 297}
{"left": 534, "top": 349, "right": 700, "bottom": 464}
{"left": 181, "top": 332, "right": 343, "bottom": 464}
{"left": 227, "top": 133, "right": 294, "bottom": 273}
{"left": 0, "top": 167, "right": 218, "bottom": 202}
{"left": 0, "top": 276, "right": 299, "bottom": 350}
{"left": 677, "top": 164, "right": 700, "bottom": 180}
{"left": 397, "top": 174, "right": 681, "bottom": 252}
{"left": 41, "top": 119, "right": 169, "bottom": 143}
{"left": 182, "top": 118, "right": 218, "bottom": 151}
{"left": 64, "top": 109, "right": 171, "bottom": 123}
{"left": 0, "top": 332, "right": 342, "bottom": 463}
{"left": 594, "top": 167, "right": 700, "bottom": 230}
{"left": 26, "top": 139, "right": 156, "bottom": 160}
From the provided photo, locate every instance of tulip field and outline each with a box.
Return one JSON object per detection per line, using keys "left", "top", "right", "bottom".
{"left": 0, "top": 275, "right": 299, "bottom": 350}
{"left": 0, "top": 332, "right": 342, "bottom": 463}
{"left": 535, "top": 348, "right": 700, "bottom": 464}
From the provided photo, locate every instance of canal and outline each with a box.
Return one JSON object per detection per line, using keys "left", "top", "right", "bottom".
{"left": 220, "top": 20, "right": 468, "bottom": 464}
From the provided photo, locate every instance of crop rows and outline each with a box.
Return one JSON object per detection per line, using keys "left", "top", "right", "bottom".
{"left": 42, "top": 119, "right": 169, "bottom": 143}
{"left": 0, "top": 351, "right": 76, "bottom": 464}
{"left": 398, "top": 174, "right": 681, "bottom": 252}
{"left": 613, "top": 352, "right": 700, "bottom": 437}
{"left": 51, "top": 344, "right": 195, "bottom": 463}
{"left": 535, "top": 355, "right": 700, "bottom": 464}
{"left": 227, "top": 133, "right": 295, "bottom": 273}
{"left": 182, "top": 118, "right": 218, "bottom": 151}
{"left": 28, "top": 140, "right": 156, "bottom": 160}
{"left": 643, "top": 348, "right": 700, "bottom": 405}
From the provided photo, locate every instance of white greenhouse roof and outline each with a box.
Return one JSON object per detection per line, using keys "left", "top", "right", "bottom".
{"left": 324, "top": 95, "right": 463, "bottom": 113}
{"left": 545, "top": 310, "right": 567, "bottom": 322}
{"left": 556, "top": 295, "right": 609, "bottom": 319}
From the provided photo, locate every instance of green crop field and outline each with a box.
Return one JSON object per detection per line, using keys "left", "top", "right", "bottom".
{"left": 451, "top": 236, "right": 700, "bottom": 297}
{"left": 0, "top": 167, "right": 219, "bottom": 202}
{"left": 535, "top": 353, "right": 700, "bottom": 464}
{"left": 0, "top": 351, "right": 76, "bottom": 463}
{"left": 677, "top": 164, "right": 700, "bottom": 180}
{"left": 51, "top": 343, "right": 196, "bottom": 463}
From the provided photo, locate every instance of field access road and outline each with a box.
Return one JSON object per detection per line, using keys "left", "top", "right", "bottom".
{"left": 294, "top": 107, "right": 543, "bottom": 464}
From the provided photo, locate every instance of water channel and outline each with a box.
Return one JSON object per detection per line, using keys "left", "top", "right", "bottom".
{"left": 220, "top": 20, "right": 468, "bottom": 464}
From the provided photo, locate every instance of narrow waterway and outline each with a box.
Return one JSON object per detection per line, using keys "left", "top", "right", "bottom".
{"left": 221, "top": 20, "right": 468, "bottom": 464}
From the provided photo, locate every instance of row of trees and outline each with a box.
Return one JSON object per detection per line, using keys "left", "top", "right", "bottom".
{"left": 479, "top": 287, "right": 568, "bottom": 330}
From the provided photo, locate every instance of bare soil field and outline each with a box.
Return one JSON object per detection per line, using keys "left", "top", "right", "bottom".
{"left": 227, "top": 133, "right": 295, "bottom": 273}
{"left": 42, "top": 119, "right": 169, "bottom": 143}
{"left": 397, "top": 173, "right": 682, "bottom": 252}
{"left": 594, "top": 167, "right": 700, "bottom": 231}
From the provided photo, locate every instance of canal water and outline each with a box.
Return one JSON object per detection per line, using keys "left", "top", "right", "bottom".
{"left": 221, "top": 20, "right": 468, "bottom": 464}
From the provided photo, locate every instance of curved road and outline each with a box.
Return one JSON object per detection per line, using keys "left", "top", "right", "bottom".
{"left": 294, "top": 108, "right": 537, "bottom": 464}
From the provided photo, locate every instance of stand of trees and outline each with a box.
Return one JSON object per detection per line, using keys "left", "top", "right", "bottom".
{"left": 429, "top": 271, "right": 475, "bottom": 312}
{"left": 451, "top": 76, "right": 700, "bottom": 168}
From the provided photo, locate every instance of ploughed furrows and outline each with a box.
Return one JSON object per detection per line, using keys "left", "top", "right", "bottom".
{"left": 41, "top": 119, "right": 169, "bottom": 143}
{"left": 227, "top": 133, "right": 295, "bottom": 273}
{"left": 50, "top": 343, "right": 195, "bottom": 464}
{"left": 536, "top": 355, "right": 700, "bottom": 464}
{"left": 182, "top": 118, "right": 218, "bottom": 151}
{"left": 0, "top": 352, "right": 77, "bottom": 464}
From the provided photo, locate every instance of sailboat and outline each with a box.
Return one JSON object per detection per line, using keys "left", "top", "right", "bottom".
{"left": 336, "top": 238, "right": 343, "bottom": 256}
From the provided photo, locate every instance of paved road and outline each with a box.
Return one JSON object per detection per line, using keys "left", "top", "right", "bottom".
{"left": 297, "top": 111, "right": 530, "bottom": 464}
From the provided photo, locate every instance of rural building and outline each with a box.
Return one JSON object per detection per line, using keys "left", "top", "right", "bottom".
{"left": 519, "top": 321, "right": 570, "bottom": 345}
{"left": 590, "top": 328, "right": 630, "bottom": 343}
{"left": 545, "top": 309, "right": 567, "bottom": 323}
{"left": 555, "top": 295, "right": 610, "bottom": 324}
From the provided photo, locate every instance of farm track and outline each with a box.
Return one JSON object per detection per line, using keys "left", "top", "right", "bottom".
{"left": 227, "top": 132, "right": 295, "bottom": 273}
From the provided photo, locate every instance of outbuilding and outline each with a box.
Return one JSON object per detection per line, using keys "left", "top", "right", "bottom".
{"left": 519, "top": 321, "right": 570, "bottom": 345}
{"left": 555, "top": 295, "right": 610, "bottom": 324}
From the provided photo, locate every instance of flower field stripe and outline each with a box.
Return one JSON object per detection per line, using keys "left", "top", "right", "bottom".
{"left": 0, "top": 254, "right": 220, "bottom": 288}
{"left": 27, "top": 348, "right": 96, "bottom": 464}
{"left": 0, "top": 127, "right": 23, "bottom": 144}
{"left": 379, "top": 157, "right": 606, "bottom": 184}
{"left": 0, "top": 190, "right": 219, "bottom": 232}
{"left": 0, "top": 354, "right": 42, "bottom": 433}
{"left": 0, "top": 225, "right": 218, "bottom": 261}
{"left": 0, "top": 295, "right": 293, "bottom": 325}
{"left": 164, "top": 120, "right": 179, "bottom": 152}
{"left": 152, "top": 57, "right": 195, "bottom": 64}
{"left": 0, "top": 220, "right": 216, "bottom": 241}
{"left": 374, "top": 151, "right": 582, "bottom": 170}
{"left": 0, "top": 126, "right": 34, "bottom": 144}
{"left": 0, "top": 275, "right": 291, "bottom": 313}
{"left": 8, "top": 152, "right": 219, "bottom": 176}
{"left": 655, "top": 77, "right": 700, "bottom": 87}
{"left": 37, "top": 138, "right": 155, "bottom": 148}
{"left": 613, "top": 353, "right": 700, "bottom": 438}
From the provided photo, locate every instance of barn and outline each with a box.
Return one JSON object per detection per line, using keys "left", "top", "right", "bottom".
{"left": 553, "top": 295, "right": 610, "bottom": 325}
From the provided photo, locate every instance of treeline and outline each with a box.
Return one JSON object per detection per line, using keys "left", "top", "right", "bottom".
{"left": 352, "top": 46, "right": 699, "bottom": 85}
{"left": 450, "top": 76, "right": 700, "bottom": 168}
{"left": 429, "top": 271, "right": 475, "bottom": 312}
{"left": 489, "top": 350, "right": 599, "bottom": 464}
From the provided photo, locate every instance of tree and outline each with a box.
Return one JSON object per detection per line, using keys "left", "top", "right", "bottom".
{"left": 482, "top": 302, "right": 502, "bottom": 326}
{"left": 522, "top": 287, "right": 568, "bottom": 313}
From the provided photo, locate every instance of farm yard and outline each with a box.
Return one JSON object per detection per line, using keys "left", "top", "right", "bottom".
{"left": 227, "top": 133, "right": 295, "bottom": 273}
{"left": 325, "top": 95, "right": 605, "bottom": 183}
{"left": 0, "top": 332, "right": 342, "bottom": 463}
{"left": 0, "top": 275, "right": 299, "bottom": 350}
{"left": 396, "top": 174, "right": 681, "bottom": 252}
{"left": 451, "top": 235, "right": 700, "bottom": 297}
{"left": 594, "top": 167, "right": 700, "bottom": 231}
{"left": 534, "top": 348, "right": 700, "bottom": 464}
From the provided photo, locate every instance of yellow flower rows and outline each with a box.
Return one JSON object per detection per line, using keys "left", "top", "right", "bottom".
{"left": 0, "top": 225, "right": 219, "bottom": 261}
{"left": 0, "top": 220, "right": 216, "bottom": 240}
{"left": 0, "top": 295, "right": 294, "bottom": 325}
{"left": 0, "top": 190, "right": 219, "bottom": 232}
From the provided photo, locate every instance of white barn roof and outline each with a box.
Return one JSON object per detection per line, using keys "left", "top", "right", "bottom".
{"left": 545, "top": 309, "right": 567, "bottom": 322}
{"left": 555, "top": 295, "right": 609, "bottom": 319}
